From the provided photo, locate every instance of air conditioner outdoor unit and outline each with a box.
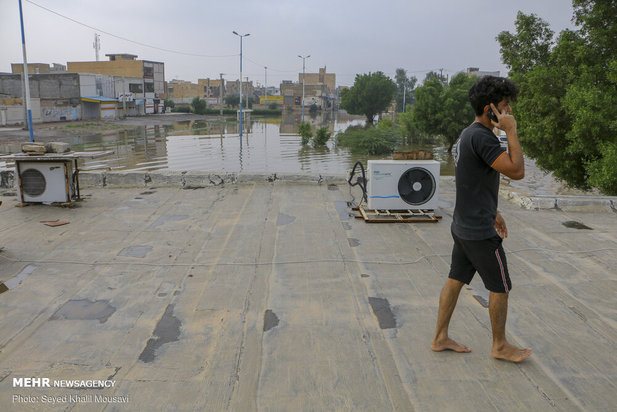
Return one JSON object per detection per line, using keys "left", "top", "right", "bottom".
{"left": 17, "top": 161, "right": 76, "bottom": 203}
{"left": 367, "top": 160, "right": 440, "bottom": 210}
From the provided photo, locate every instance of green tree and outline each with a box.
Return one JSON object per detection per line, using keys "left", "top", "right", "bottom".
{"left": 340, "top": 72, "right": 397, "bottom": 124}
{"left": 224, "top": 94, "right": 240, "bottom": 108}
{"left": 394, "top": 68, "right": 417, "bottom": 112}
{"left": 411, "top": 73, "right": 475, "bottom": 152}
{"left": 191, "top": 97, "right": 207, "bottom": 115}
{"left": 298, "top": 121, "right": 313, "bottom": 145}
{"left": 497, "top": 3, "right": 617, "bottom": 193}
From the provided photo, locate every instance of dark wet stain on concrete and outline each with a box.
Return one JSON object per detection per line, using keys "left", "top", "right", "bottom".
{"left": 328, "top": 184, "right": 338, "bottom": 191}
{"left": 368, "top": 297, "right": 397, "bottom": 329}
{"left": 334, "top": 201, "right": 352, "bottom": 220}
{"left": 473, "top": 295, "right": 489, "bottom": 308}
{"left": 361, "top": 274, "right": 370, "bottom": 278}
{"left": 139, "top": 304, "right": 182, "bottom": 363}
{"left": 50, "top": 299, "right": 116, "bottom": 323}
{"left": 341, "top": 222, "right": 352, "bottom": 230}
{"left": 151, "top": 215, "right": 189, "bottom": 228}
{"left": 348, "top": 238, "right": 360, "bottom": 247}
{"left": 118, "top": 245, "right": 153, "bottom": 258}
{"left": 563, "top": 220, "right": 593, "bottom": 230}
{"left": 158, "top": 293, "right": 167, "bottom": 297}
{"left": 183, "top": 185, "right": 206, "bottom": 190}
{"left": 263, "top": 309, "right": 280, "bottom": 332}
{"left": 140, "top": 191, "right": 156, "bottom": 195}
{"left": 131, "top": 197, "right": 144, "bottom": 202}
{"left": 277, "top": 213, "right": 296, "bottom": 226}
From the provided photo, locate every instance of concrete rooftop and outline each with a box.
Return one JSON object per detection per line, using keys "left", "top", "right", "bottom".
{"left": 1, "top": 175, "right": 616, "bottom": 411}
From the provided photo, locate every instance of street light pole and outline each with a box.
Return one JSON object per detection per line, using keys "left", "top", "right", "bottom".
{"left": 233, "top": 31, "right": 250, "bottom": 137}
{"left": 18, "top": 0, "right": 34, "bottom": 142}
{"left": 298, "top": 54, "right": 310, "bottom": 122}
{"left": 402, "top": 78, "right": 406, "bottom": 113}
{"left": 264, "top": 66, "right": 267, "bottom": 109}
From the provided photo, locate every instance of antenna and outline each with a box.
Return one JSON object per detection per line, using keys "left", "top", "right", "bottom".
{"left": 93, "top": 33, "right": 100, "bottom": 61}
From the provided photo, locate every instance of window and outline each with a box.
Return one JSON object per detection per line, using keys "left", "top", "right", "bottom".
{"left": 145, "top": 83, "right": 154, "bottom": 93}
{"left": 129, "top": 83, "right": 143, "bottom": 93}
{"left": 143, "top": 66, "right": 154, "bottom": 78}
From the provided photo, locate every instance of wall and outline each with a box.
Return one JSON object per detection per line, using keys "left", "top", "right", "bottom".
{"left": 67, "top": 60, "right": 143, "bottom": 78}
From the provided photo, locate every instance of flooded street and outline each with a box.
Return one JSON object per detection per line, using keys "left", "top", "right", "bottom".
{"left": 2, "top": 111, "right": 597, "bottom": 196}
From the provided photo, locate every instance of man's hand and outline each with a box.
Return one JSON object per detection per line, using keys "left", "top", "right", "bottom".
{"left": 490, "top": 102, "right": 517, "bottom": 135}
{"left": 495, "top": 211, "right": 508, "bottom": 239}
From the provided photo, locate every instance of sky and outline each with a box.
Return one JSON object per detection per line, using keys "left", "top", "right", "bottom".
{"left": 1, "top": 0, "right": 576, "bottom": 88}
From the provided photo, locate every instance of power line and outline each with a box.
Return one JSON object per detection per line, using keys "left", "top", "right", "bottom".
{"left": 24, "top": 0, "right": 238, "bottom": 59}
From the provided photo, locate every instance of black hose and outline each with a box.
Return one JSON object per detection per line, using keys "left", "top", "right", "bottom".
{"left": 348, "top": 161, "right": 367, "bottom": 205}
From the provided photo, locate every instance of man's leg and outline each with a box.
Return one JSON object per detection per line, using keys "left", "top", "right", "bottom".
{"left": 489, "top": 291, "right": 532, "bottom": 362}
{"left": 431, "top": 278, "right": 471, "bottom": 353}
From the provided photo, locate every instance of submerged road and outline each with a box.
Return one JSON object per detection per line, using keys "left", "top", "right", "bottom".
{"left": 0, "top": 176, "right": 616, "bottom": 411}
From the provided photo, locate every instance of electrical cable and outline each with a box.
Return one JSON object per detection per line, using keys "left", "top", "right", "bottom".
{"left": 24, "top": 0, "right": 238, "bottom": 58}
{"left": 347, "top": 161, "right": 367, "bottom": 205}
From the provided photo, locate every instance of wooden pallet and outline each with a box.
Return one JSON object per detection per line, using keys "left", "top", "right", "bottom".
{"left": 353, "top": 205, "right": 442, "bottom": 223}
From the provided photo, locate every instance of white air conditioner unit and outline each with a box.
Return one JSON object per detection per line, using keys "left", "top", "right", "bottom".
{"left": 17, "top": 161, "right": 76, "bottom": 203}
{"left": 367, "top": 160, "right": 440, "bottom": 210}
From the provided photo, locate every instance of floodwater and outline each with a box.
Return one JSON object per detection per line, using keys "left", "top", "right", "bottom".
{"left": 70, "top": 111, "right": 456, "bottom": 178}
{"left": 1, "top": 111, "right": 596, "bottom": 196}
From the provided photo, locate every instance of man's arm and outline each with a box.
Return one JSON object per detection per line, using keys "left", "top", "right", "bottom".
{"left": 490, "top": 103, "right": 525, "bottom": 180}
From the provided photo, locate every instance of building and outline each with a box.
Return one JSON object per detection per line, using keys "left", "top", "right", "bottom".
{"left": 281, "top": 67, "right": 337, "bottom": 110}
{"left": 299, "top": 67, "right": 336, "bottom": 93}
{"left": 10, "top": 63, "right": 67, "bottom": 75}
{"left": 67, "top": 54, "right": 164, "bottom": 114}
{"left": 467, "top": 67, "right": 500, "bottom": 78}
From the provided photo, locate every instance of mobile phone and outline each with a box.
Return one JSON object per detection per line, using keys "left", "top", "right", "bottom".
{"left": 487, "top": 106, "right": 500, "bottom": 122}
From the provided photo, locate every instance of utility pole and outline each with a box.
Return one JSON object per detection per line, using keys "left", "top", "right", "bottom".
{"left": 93, "top": 33, "right": 100, "bottom": 61}
{"left": 264, "top": 66, "right": 267, "bottom": 109}
{"left": 219, "top": 73, "right": 224, "bottom": 116}
{"left": 18, "top": 0, "right": 34, "bottom": 141}
{"left": 402, "top": 77, "right": 406, "bottom": 113}
{"left": 232, "top": 31, "right": 250, "bottom": 137}
{"left": 298, "top": 54, "right": 310, "bottom": 122}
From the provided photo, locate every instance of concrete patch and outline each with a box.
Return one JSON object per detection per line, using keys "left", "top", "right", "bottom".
{"left": 118, "top": 245, "right": 153, "bottom": 258}
{"left": 3, "top": 264, "right": 38, "bottom": 290}
{"left": 333, "top": 201, "right": 352, "bottom": 220}
{"left": 50, "top": 299, "right": 116, "bottom": 323}
{"left": 139, "top": 304, "right": 182, "bottom": 363}
{"left": 368, "top": 297, "right": 397, "bottom": 329}
{"left": 348, "top": 238, "right": 360, "bottom": 247}
{"left": 473, "top": 295, "right": 489, "bottom": 308}
{"left": 263, "top": 310, "right": 280, "bottom": 332}
{"left": 277, "top": 213, "right": 296, "bottom": 226}
{"left": 151, "top": 215, "right": 189, "bottom": 228}
{"left": 341, "top": 222, "right": 352, "bottom": 230}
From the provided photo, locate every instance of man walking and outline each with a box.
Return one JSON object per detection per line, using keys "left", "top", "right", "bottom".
{"left": 430, "top": 76, "right": 532, "bottom": 363}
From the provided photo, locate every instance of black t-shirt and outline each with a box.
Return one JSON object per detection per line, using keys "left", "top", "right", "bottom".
{"left": 451, "top": 122, "right": 506, "bottom": 240}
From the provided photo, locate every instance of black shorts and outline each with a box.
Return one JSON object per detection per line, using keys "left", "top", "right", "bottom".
{"left": 449, "top": 230, "right": 512, "bottom": 293}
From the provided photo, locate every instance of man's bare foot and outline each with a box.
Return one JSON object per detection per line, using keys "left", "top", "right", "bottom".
{"left": 431, "top": 337, "right": 471, "bottom": 353}
{"left": 492, "top": 343, "right": 532, "bottom": 363}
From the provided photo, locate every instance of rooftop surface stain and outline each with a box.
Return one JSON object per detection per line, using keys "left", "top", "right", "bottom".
{"left": 151, "top": 215, "right": 189, "bottom": 228}
{"left": 139, "top": 304, "right": 182, "bottom": 363}
{"left": 118, "top": 245, "right": 153, "bottom": 258}
{"left": 277, "top": 213, "right": 296, "bottom": 226}
{"left": 333, "top": 201, "right": 352, "bottom": 220}
{"left": 263, "top": 310, "right": 280, "bottom": 332}
{"left": 368, "top": 297, "right": 397, "bottom": 329}
{"left": 50, "top": 299, "right": 116, "bottom": 323}
{"left": 562, "top": 221, "right": 593, "bottom": 230}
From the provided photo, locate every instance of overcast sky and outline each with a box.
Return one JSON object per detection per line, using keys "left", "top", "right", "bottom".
{"left": 1, "top": 0, "right": 576, "bottom": 88}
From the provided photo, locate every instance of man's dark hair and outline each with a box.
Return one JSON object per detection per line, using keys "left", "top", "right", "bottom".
{"left": 468, "top": 76, "right": 518, "bottom": 116}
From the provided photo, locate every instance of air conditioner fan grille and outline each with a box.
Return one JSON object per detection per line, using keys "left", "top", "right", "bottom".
{"left": 397, "top": 167, "right": 436, "bottom": 206}
{"left": 21, "top": 168, "right": 46, "bottom": 196}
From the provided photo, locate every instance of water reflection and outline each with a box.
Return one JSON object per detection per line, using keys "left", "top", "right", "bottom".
{"left": 42, "top": 112, "right": 582, "bottom": 196}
